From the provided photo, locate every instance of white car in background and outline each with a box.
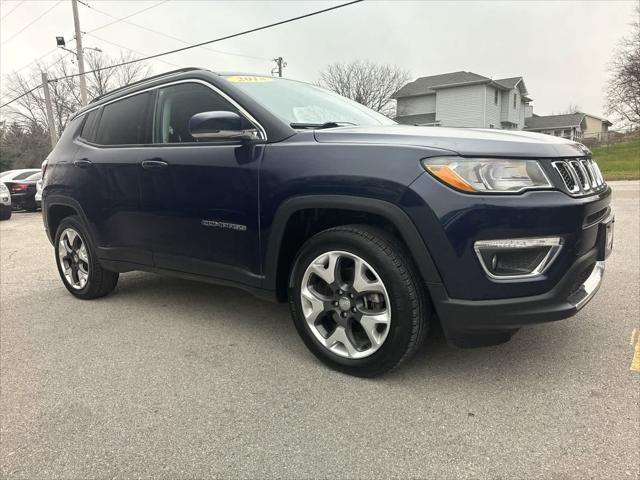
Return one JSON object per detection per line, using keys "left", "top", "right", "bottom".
{"left": 0, "top": 183, "right": 11, "bottom": 220}
{"left": 0, "top": 169, "right": 40, "bottom": 182}
{"left": 35, "top": 178, "right": 43, "bottom": 207}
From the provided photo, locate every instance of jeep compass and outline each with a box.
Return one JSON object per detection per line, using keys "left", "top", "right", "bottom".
{"left": 42, "top": 68, "right": 613, "bottom": 376}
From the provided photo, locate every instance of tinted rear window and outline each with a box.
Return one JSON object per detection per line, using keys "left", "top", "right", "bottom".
{"left": 95, "top": 92, "right": 151, "bottom": 145}
{"left": 12, "top": 171, "right": 39, "bottom": 180}
{"left": 25, "top": 172, "right": 42, "bottom": 181}
{"left": 80, "top": 109, "right": 100, "bottom": 142}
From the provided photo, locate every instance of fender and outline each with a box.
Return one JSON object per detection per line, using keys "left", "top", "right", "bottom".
{"left": 43, "top": 195, "right": 95, "bottom": 246}
{"left": 263, "top": 195, "right": 444, "bottom": 292}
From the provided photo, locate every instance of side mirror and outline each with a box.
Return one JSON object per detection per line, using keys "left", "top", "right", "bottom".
{"left": 188, "top": 111, "right": 259, "bottom": 141}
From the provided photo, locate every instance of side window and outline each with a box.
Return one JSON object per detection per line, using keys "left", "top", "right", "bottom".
{"left": 79, "top": 109, "right": 100, "bottom": 142}
{"left": 95, "top": 92, "right": 152, "bottom": 145}
{"left": 513, "top": 93, "right": 517, "bottom": 109}
{"left": 154, "top": 83, "right": 242, "bottom": 144}
{"left": 494, "top": 89, "right": 498, "bottom": 105}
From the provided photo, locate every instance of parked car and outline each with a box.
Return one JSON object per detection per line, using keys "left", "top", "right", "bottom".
{"left": 0, "top": 169, "right": 40, "bottom": 182}
{"left": 5, "top": 171, "right": 41, "bottom": 211}
{"left": 41, "top": 69, "right": 613, "bottom": 376}
{"left": 0, "top": 183, "right": 11, "bottom": 220}
{"left": 35, "top": 178, "right": 43, "bottom": 208}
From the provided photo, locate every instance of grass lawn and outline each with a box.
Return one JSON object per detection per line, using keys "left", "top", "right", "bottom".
{"left": 591, "top": 138, "right": 640, "bottom": 180}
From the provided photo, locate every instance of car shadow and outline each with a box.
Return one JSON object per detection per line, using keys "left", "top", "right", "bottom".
{"left": 110, "top": 271, "right": 576, "bottom": 382}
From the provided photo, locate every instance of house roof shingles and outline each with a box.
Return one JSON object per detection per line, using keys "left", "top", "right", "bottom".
{"left": 494, "top": 77, "right": 521, "bottom": 89}
{"left": 524, "top": 113, "right": 585, "bottom": 130}
{"left": 392, "top": 71, "right": 528, "bottom": 99}
{"left": 391, "top": 71, "right": 490, "bottom": 98}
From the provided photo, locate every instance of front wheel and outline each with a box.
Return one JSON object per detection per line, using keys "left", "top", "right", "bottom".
{"left": 0, "top": 207, "right": 11, "bottom": 220}
{"left": 54, "top": 216, "right": 119, "bottom": 299}
{"left": 288, "top": 225, "right": 430, "bottom": 377}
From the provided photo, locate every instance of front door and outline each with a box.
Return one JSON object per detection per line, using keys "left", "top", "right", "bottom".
{"left": 139, "top": 81, "right": 263, "bottom": 284}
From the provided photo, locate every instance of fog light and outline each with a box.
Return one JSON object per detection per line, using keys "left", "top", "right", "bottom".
{"left": 474, "top": 237, "right": 562, "bottom": 280}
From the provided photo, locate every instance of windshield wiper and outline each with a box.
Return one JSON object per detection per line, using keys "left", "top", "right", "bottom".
{"left": 290, "top": 121, "right": 356, "bottom": 130}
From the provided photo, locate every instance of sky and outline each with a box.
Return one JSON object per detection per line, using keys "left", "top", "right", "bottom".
{"left": 0, "top": 0, "right": 636, "bottom": 120}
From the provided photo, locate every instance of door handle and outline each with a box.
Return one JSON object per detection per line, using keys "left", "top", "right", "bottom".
{"left": 73, "top": 158, "right": 93, "bottom": 168}
{"left": 141, "top": 159, "right": 169, "bottom": 170}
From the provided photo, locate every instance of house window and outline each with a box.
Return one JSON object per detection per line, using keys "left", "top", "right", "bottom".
{"left": 494, "top": 89, "right": 498, "bottom": 105}
{"left": 489, "top": 124, "right": 495, "bottom": 128}
{"left": 513, "top": 93, "right": 517, "bottom": 109}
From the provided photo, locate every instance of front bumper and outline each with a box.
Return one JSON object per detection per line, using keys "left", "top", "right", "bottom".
{"left": 431, "top": 244, "right": 608, "bottom": 348}
{"left": 402, "top": 172, "right": 612, "bottom": 347}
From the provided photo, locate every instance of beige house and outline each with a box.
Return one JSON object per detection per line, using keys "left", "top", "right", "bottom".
{"left": 524, "top": 112, "right": 612, "bottom": 141}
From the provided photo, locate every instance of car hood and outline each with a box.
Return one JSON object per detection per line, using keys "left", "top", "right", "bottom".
{"left": 313, "top": 125, "right": 590, "bottom": 158}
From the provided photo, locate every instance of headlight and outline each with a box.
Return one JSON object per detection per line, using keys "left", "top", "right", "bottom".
{"left": 422, "top": 157, "right": 552, "bottom": 193}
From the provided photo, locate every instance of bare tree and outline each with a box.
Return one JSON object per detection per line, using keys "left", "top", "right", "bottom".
{"left": 0, "top": 50, "right": 152, "bottom": 170}
{"left": 2, "top": 50, "right": 152, "bottom": 135}
{"left": 318, "top": 60, "right": 410, "bottom": 116}
{"left": 560, "top": 103, "right": 581, "bottom": 114}
{"left": 605, "top": 3, "right": 640, "bottom": 128}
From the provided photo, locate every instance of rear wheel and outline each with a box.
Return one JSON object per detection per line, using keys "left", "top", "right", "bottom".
{"left": 289, "top": 225, "right": 430, "bottom": 377}
{"left": 54, "top": 216, "right": 119, "bottom": 299}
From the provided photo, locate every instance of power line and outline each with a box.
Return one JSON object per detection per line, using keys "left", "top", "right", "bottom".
{"left": 78, "top": 1, "right": 271, "bottom": 62}
{"left": 84, "top": 0, "right": 169, "bottom": 35}
{"left": 1, "top": 0, "right": 25, "bottom": 21}
{"left": 86, "top": 32, "right": 182, "bottom": 69}
{"left": 51, "top": 0, "right": 363, "bottom": 82}
{"left": 9, "top": 1, "right": 167, "bottom": 75}
{"left": 0, "top": 0, "right": 363, "bottom": 108}
{"left": 13, "top": 47, "right": 59, "bottom": 73}
{"left": 0, "top": 85, "right": 42, "bottom": 109}
{"left": 1, "top": 0, "right": 63, "bottom": 45}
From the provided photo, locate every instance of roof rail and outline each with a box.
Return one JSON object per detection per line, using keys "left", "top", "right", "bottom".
{"left": 89, "top": 67, "right": 205, "bottom": 104}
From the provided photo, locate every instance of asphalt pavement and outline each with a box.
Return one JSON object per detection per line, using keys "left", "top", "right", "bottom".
{"left": 1, "top": 181, "right": 639, "bottom": 479}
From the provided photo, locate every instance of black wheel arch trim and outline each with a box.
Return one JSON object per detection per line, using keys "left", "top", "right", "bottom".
{"left": 263, "top": 195, "right": 445, "bottom": 292}
{"left": 43, "top": 196, "right": 95, "bottom": 246}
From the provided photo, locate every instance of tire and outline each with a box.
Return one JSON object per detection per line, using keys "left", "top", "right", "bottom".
{"left": 54, "top": 215, "right": 119, "bottom": 299}
{"left": 288, "top": 225, "right": 430, "bottom": 377}
{"left": 0, "top": 207, "right": 11, "bottom": 220}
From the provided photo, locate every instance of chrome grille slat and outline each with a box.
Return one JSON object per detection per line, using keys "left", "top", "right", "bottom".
{"left": 589, "top": 159, "right": 604, "bottom": 185}
{"left": 552, "top": 159, "right": 606, "bottom": 196}
{"left": 570, "top": 160, "right": 590, "bottom": 191}
{"left": 581, "top": 160, "right": 597, "bottom": 188}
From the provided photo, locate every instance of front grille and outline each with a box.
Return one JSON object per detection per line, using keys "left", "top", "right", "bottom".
{"left": 552, "top": 159, "right": 606, "bottom": 196}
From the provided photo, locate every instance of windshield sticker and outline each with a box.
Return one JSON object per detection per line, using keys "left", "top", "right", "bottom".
{"left": 226, "top": 75, "right": 273, "bottom": 83}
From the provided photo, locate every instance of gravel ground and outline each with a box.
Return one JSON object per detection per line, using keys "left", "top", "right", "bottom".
{"left": 1, "top": 181, "right": 639, "bottom": 479}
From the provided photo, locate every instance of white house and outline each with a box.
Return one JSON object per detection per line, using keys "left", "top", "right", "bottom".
{"left": 392, "top": 71, "right": 532, "bottom": 130}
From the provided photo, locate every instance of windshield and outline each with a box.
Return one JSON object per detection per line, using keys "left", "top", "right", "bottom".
{"left": 224, "top": 75, "right": 396, "bottom": 128}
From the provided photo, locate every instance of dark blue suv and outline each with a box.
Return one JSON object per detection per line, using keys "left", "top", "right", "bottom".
{"left": 42, "top": 68, "right": 614, "bottom": 376}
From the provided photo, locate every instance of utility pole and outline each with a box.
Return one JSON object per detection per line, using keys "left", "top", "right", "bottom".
{"left": 71, "top": 0, "right": 87, "bottom": 106}
{"left": 41, "top": 72, "right": 58, "bottom": 148}
{"left": 271, "top": 57, "right": 286, "bottom": 77}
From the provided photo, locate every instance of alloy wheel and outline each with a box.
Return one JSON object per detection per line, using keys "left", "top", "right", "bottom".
{"left": 58, "top": 228, "right": 90, "bottom": 290}
{"left": 300, "top": 250, "right": 391, "bottom": 359}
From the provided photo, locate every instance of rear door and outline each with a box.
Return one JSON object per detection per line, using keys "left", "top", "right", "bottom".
{"left": 72, "top": 91, "right": 155, "bottom": 265}
{"left": 139, "top": 81, "right": 263, "bottom": 281}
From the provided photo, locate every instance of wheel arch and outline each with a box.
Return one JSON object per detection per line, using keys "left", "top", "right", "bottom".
{"left": 44, "top": 196, "right": 93, "bottom": 246}
{"left": 264, "top": 195, "right": 443, "bottom": 302}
